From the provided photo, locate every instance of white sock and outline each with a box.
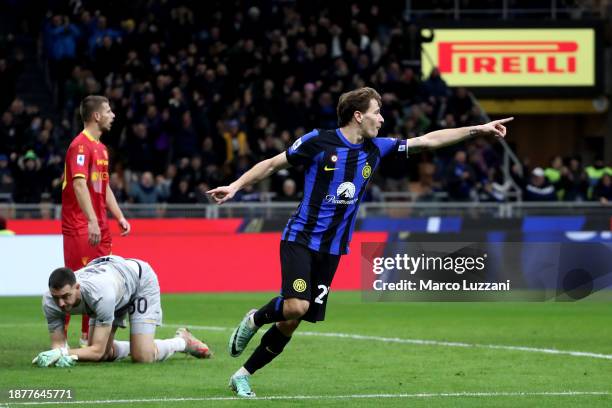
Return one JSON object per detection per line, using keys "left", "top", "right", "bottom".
{"left": 112, "top": 341, "right": 130, "bottom": 361}
{"left": 154, "top": 338, "right": 186, "bottom": 361}
{"left": 233, "top": 366, "right": 251, "bottom": 377}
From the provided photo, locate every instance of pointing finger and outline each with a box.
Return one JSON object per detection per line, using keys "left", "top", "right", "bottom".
{"left": 493, "top": 117, "right": 514, "bottom": 125}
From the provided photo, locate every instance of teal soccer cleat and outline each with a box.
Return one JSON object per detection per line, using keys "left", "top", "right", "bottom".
{"left": 229, "top": 374, "right": 256, "bottom": 398}
{"left": 228, "top": 309, "right": 258, "bottom": 357}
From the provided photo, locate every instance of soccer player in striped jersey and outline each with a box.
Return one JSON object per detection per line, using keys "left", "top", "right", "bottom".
{"left": 208, "top": 87, "right": 512, "bottom": 397}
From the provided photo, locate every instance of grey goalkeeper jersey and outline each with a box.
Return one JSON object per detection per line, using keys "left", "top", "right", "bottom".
{"left": 42, "top": 255, "right": 142, "bottom": 332}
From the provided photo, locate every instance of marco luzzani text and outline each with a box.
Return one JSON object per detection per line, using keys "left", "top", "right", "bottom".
{"left": 371, "top": 254, "right": 511, "bottom": 292}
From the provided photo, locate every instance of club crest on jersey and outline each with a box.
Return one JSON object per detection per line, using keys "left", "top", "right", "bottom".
{"left": 76, "top": 154, "right": 85, "bottom": 166}
{"left": 325, "top": 181, "right": 357, "bottom": 205}
{"left": 78, "top": 145, "right": 84, "bottom": 153}
{"left": 362, "top": 163, "right": 372, "bottom": 179}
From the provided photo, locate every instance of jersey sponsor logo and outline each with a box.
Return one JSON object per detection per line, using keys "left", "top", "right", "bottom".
{"left": 96, "top": 159, "right": 109, "bottom": 166}
{"left": 292, "top": 279, "right": 307, "bottom": 293}
{"left": 76, "top": 154, "right": 85, "bottom": 166}
{"left": 324, "top": 165, "right": 338, "bottom": 172}
{"left": 362, "top": 163, "right": 372, "bottom": 179}
{"left": 291, "top": 137, "right": 303, "bottom": 151}
{"left": 325, "top": 181, "right": 358, "bottom": 205}
{"left": 91, "top": 171, "right": 109, "bottom": 182}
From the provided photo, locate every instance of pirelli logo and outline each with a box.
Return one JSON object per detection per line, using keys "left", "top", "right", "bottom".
{"left": 422, "top": 29, "right": 595, "bottom": 87}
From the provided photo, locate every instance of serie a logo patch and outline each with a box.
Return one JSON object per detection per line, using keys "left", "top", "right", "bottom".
{"left": 76, "top": 154, "right": 85, "bottom": 166}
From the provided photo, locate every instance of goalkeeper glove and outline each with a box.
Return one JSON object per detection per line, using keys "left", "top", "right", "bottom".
{"left": 55, "top": 355, "right": 78, "bottom": 368}
{"left": 32, "top": 347, "right": 77, "bottom": 368}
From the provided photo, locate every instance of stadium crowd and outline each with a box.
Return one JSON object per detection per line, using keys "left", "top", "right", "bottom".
{"left": 1, "top": 0, "right": 611, "bottom": 206}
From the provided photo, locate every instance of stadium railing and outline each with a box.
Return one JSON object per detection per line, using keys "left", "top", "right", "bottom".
{"left": 1, "top": 201, "right": 610, "bottom": 220}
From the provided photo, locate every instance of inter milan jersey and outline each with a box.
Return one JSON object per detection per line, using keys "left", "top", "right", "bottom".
{"left": 282, "top": 128, "right": 407, "bottom": 255}
{"left": 61, "top": 130, "right": 110, "bottom": 236}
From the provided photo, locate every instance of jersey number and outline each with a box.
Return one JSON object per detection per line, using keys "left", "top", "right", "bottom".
{"left": 129, "top": 298, "right": 148, "bottom": 314}
{"left": 314, "top": 285, "right": 329, "bottom": 304}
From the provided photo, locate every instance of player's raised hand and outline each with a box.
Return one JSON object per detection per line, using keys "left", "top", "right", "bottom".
{"left": 479, "top": 117, "right": 514, "bottom": 139}
{"left": 207, "top": 185, "right": 237, "bottom": 205}
{"left": 118, "top": 217, "right": 131, "bottom": 236}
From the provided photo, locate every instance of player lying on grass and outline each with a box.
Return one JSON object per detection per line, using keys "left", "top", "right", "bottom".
{"left": 34, "top": 255, "right": 212, "bottom": 367}
{"left": 208, "top": 87, "right": 512, "bottom": 397}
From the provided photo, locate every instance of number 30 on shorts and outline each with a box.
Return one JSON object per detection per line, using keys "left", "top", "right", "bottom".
{"left": 128, "top": 298, "right": 148, "bottom": 314}
{"left": 315, "top": 285, "right": 329, "bottom": 304}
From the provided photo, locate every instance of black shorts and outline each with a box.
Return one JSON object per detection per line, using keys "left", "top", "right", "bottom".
{"left": 280, "top": 240, "right": 341, "bottom": 323}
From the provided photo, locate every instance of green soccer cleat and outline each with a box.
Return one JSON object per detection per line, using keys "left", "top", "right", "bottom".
{"left": 175, "top": 328, "right": 212, "bottom": 359}
{"left": 228, "top": 309, "right": 258, "bottom": 357}
{"left": 229, "top": 375, "right": 256, "bottom": 398}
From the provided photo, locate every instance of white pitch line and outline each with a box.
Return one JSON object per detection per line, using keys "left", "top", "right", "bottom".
{"left": 2, "top": 391, "right": 610, "bottom": 406}
{"left": 166, "top": 324, "right": 612, "bottom": 361}
{"left": 5, "top": 322, "right": 612, "bottom": 361}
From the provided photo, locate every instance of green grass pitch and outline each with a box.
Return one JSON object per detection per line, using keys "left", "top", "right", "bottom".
{"left": 1, "top": 292, "right": 611, "bottom": 407}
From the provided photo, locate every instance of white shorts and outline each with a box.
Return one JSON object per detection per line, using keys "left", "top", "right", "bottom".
{"left": 115, "top": 261, "right": 163, "bottom": 335}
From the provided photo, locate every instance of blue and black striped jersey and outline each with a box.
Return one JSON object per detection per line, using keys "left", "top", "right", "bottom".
{"left": 282, "top": 128, "right": 408, "bottom": 255}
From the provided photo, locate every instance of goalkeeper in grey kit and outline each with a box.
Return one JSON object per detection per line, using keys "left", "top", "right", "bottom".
{"left": 34, "top": 255, "right": 212, "bottom": 367}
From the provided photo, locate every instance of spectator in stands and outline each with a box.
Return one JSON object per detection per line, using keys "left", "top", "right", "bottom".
{"left": 593, "top": 174, "right": 612, "bottom": 204}
{"left": 446, "top": 87, "right": 474, "bottom": 126}
{"left": 274, "top": 178, "right": 300, "bottom": 202}
{"left": 525, "top": 167, "right": 556, "bottom": 201}
{"left": 222, "top": 119, "right": 249, "bottom": 165}
{"left": 169, "top": 178, "right": 196, "bottom": 203}
{"left": 0, "top": 154, "right": 14, "bottom": 198}
{"left": 559, "top": 157, "right": 589, "bottom": 201}
{"left": 445, "top": 150, "right": 476, "bottom": 201}
{"left": 12, "top": 150, "right": 44, "bottom": 203}
{"left": 423, "top": 67, "right": 449, "bottom": 99}
{"left": 129, "top": 171, "right": 164, "bottom": 204}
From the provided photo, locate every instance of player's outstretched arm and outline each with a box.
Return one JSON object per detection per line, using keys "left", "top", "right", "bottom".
{"left": 207, "top": 152, "right": 291, "bottom": 204}
{"left": 407, "top": 117, "right": 514, "bottom": 153}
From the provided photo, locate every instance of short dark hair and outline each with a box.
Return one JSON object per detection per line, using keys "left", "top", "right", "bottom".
{"left": 80, "top": 95, "right": 109, "bottom": 123}
{"left": 48, "top": 267, "right": 76, "bottom": 290}
{"left": 336, "top": 87, "right": 382, "bottom": 127}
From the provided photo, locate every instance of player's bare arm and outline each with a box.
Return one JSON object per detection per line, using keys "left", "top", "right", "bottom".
{"left": 70, "top": 324, "right": 113, "bottom": 361}
{"left": 106, "top": 184, "right": 130, "bottom": 236}
{"left": 73, "top": 177, "right": 100, "bottom": 246}
{"left": 207, "top": 152, "right": 291, "bottom": 204}
{"left": 407, "top": 117, "right": 514, "bottom": 154}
